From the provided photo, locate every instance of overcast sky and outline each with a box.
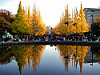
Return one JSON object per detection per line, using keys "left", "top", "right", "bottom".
{"left": 0, "top": 0, "right": 100, "bottom": 27}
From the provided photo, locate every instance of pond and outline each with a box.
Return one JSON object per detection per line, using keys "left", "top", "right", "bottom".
{"left": 0, "top": 45, "right": 100, "bottom": 75}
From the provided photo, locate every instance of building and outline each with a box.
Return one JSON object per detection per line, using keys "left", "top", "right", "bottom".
{"left": 47, "top": 26, "right": 52, "bottom": 35}
{"left": 84, "top": 8, "right": 100, "bottom": 27}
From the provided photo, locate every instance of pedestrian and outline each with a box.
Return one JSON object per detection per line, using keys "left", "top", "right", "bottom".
{"left": 63, "top": 37, "right": 65, "bottom": 41}
{"left": 2, "top": 36, "right": 4, "bottom": 42}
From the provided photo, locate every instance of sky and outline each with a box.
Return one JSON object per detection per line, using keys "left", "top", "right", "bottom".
{"left": 0, "top": 0, "right": 100, "bottom": 27}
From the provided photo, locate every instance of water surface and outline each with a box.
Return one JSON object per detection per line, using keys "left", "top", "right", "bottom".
{"left": 0, "top": 45, "right": 100, "bottom": 75}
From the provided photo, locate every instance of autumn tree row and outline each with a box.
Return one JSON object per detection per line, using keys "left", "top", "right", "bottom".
{"left": 57, "top": 45, "right": 90, "bottom": 73}
{"left": 11, "top": 1, "right": 47, "bottom": 36}
{"left": 0, "top": 45, "right": 46, "bottom": 74}
{"left": 53, "top": 3, "right": 90, "bottom": 35}
{"left": 0, "top": 11, "right": 14, "bottom": 35}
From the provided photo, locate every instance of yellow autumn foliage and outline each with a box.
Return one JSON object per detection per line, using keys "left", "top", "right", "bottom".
{"left": 53, "top": 3, "right": 90, "bottom": 35}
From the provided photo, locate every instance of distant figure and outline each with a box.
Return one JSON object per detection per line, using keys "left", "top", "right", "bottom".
{"left": 28, "top": 37, "right": 30, "bottom": 41}
{"left": 45, "top": 36, "right": 48, "bottom": 41}
{"left": 15, "top": 36, "right": 16, "bottom": 40}
{"left": 63, "top": 37, "right": 65, "bottom": 41}
{"left": 2, "top": 36, "right": 4, "bottom": 42}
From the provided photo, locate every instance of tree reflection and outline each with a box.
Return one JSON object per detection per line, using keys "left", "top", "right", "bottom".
{"left": 0, "top": 47, "right": 13, "bottom": 65}
{"left": 57, "top": 45, "right": 90, "bottom": 73}
{"left": 1, "top": 45, "right": 100, "bottom": 74}
{"left": 0, "top": 45, "right": 46, "bottom": 74}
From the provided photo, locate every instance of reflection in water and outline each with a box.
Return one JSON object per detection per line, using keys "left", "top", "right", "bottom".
{"left": 57, "top": 45, "right": 90, "bottom": 73}
{"left": 85, "top": 46, "right": 100, "bottom": 65}
{"left": 1, "top": 45, "right": 100, "bottom": 75}
{"left": 0, "top": 45, "right": 46, "bottom": 74}
{"left": 0, "top": 47, "right": 13, "bottom": 65}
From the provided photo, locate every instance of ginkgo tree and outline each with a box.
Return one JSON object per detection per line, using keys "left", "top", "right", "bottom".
{"left": 31, "top": 5, "right": 47, "bottom": 36}
{"left": 12, "top": 1, "right": 28, "bottom": 35}
{"left": 54, "top": 4, "right": 72, "bottom": 35}
{"left": 78, "top": 3, "right": 89, "bottom": 35}
{"left": 11, "top": 1, "right": 47, "bottom": 36}
{"left": 53, "top": 3, "right": 89, "bottom": 35}
{"left": 27, "top": 6, "right": 33, "bottom": 34}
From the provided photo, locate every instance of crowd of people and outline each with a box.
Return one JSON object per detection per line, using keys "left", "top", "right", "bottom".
{"left": 0, "top": 33, "right": 99, "bottom": 42}
{"left": 12, "top": 34, "right": 99, "bottom": 42}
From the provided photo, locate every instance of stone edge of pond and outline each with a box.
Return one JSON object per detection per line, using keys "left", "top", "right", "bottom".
{"left": 0, "top": 41, "right": 100, "bottom": 48}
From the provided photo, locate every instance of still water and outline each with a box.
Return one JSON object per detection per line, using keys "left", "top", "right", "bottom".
{"left": 0, "top": 45, "right": 100, "bottom": 75}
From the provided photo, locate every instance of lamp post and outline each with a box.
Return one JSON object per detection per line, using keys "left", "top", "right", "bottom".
{"left": 65, "top": 22, "right": 69, "bottom": 25}
{"left": 74, "top": 23, "right": 77, "bottom": 41}
{"left": 90, "top": 46, "right": 94, "bottom": 66}
{"left": 65, "top": 22, "right": 69, "bottom": 35}
{"left": 65, "top": 22, "right": 69, "bottom": 41}
{"left": 65, "top": 22, "right": 70, "bottom": 34}
{"left": 73, "top": 23, "right": 77, "bottom": 34}
{"left": 65, "top": 22, "right": 77, "bottom": 41}
{"left": 91, "top": 14, "right": 93, "bottom": 41}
